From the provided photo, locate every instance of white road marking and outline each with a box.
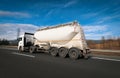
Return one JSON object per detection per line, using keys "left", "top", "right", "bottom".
{"left": 12, "top": 52, "right": 35, "bottom": 58}
{"left": 10, "top": 52, "right": 120, "bottom": 62}
{"left": 91, "top": 57, "right": 120, "bottom": 62}
{"left": 0, "top": 48, "right": 17, "bottom": 50}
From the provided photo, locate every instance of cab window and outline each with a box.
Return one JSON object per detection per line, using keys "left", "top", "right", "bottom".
{"left": 18, "top": 37, "right": 22, "bottom": 41}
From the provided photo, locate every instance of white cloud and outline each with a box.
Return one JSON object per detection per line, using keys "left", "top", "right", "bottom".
{"left": 83, "top": 25, "right": 107, "bottom": 32}
{"left": 83, "top": 25, "right": 112, "bottom": 40}
{"left": 82, "top": 12, "right": 99, "bottom": 18}
{"left": 0, "top": 23, "right": 39, "bottom": 40}
{"left": 85, "top": 32, "right": 112, "bottom": 40}
{"left": 0, "top": 23, "right": 112, "bottom": 40}
{"left": 45, "top": 10, "right": 54, "bottom": 17}
{"left": 0, "top": 10, "right": 31, "bottom": 18}
{"left": 81, "top": 7, "right": 109, "bottom": 19}
{"left": 64, "top": 0, "right": 77, "bottom": 8}
{"left": 44, "top": 0, "right": 78, "bottom": 17}
{"left": 96, "top": 14, "right": 120, "bottom": 24}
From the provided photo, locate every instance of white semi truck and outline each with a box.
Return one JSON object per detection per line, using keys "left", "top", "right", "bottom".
{"left": 18, "top": 21, "right": 90, "bottom": 59}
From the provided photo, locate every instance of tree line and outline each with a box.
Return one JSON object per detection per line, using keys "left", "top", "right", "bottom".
{"left": 87, "top": 36, "right": 120, "bottom": 50}
{"left": 0, "top": 39, "right": 9, "bottom": 45}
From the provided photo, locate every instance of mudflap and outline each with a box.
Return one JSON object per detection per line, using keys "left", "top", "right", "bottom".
{"left": 83, "top": 51, "right": 91, "bottom": 59}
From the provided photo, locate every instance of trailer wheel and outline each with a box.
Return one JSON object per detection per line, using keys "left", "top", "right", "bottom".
{"left": 29, "top": 46, "right": 35, "bottom": 53}
{"left": 49, "top": 47, "right": 58, "bottom": 56}
{"left": 58, "top": 47, "right": 68, "bottom": 58}
{"left": 68, "top": 48, "right": 80, "bottom": 60}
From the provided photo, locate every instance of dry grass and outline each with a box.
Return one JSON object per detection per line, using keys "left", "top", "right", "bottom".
{"left": 87, "top": 38, "right": 120, "bottom": 50}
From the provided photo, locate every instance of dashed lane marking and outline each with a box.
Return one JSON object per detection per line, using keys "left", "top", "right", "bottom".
{"left": 91, "top": 57, "right": 120, "bottom": 62}
{"left": 12, "top": 52, "right": 35, "bottom": 58}
{"left": 12, "top": 52, "right": 120, "bottom": 62}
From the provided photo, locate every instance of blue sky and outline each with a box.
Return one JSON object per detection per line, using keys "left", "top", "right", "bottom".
{"left": 0, "top": 0, "right": 120, "bottom": 40}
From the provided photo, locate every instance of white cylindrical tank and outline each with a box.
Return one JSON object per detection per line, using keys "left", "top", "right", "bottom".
{"left": 34, "top": 22, "right": 80, "bottom": 44}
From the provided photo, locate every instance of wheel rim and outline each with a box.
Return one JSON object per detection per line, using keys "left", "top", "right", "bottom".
{"left": 29, "top": 47, "right": 34, "bottom": 53}
{"left": 71, "top": 51, "right": 77, "bottom": 58}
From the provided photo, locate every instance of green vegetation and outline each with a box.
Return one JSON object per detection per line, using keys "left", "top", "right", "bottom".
{"left": 0, "top": 39, "right": 9, "bottom": 45}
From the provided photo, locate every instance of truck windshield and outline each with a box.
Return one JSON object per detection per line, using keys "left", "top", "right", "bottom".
{"left": 18, "top": 37, "right": 22, "bottom": 41}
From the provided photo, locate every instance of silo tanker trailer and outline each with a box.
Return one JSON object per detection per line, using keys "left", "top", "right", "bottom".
{"left": 18, "top": 21, "right": 90, "bottom": 59}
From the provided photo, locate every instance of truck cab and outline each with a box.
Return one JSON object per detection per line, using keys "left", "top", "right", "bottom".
{"left": 18, "top": 32, "right": 34, "bottom": 52}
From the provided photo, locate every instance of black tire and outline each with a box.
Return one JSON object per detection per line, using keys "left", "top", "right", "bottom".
{"left": 49, "top": 47, "right": 58, "bottom": 56}
{"left": 35, "top": 46, "right": 39, "bottom": 52}
{"left": 68, "top": 48, "right": 80, "bottom": 60}
{"left": 18, "top": 46, "right": 23, "bottom": 52}
{"left": 29, "top": 46, "right": 35, "bottom": 53}
{"left": 58, "top": 47, "right": 68, "bottom": 58}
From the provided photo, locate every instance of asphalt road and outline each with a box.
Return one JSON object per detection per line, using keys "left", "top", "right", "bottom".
{"left": 91, "top": 49, "right": 120, "bottom": 53}
{"left": 0, "top": 48, "right": 120, "bottom": 78}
